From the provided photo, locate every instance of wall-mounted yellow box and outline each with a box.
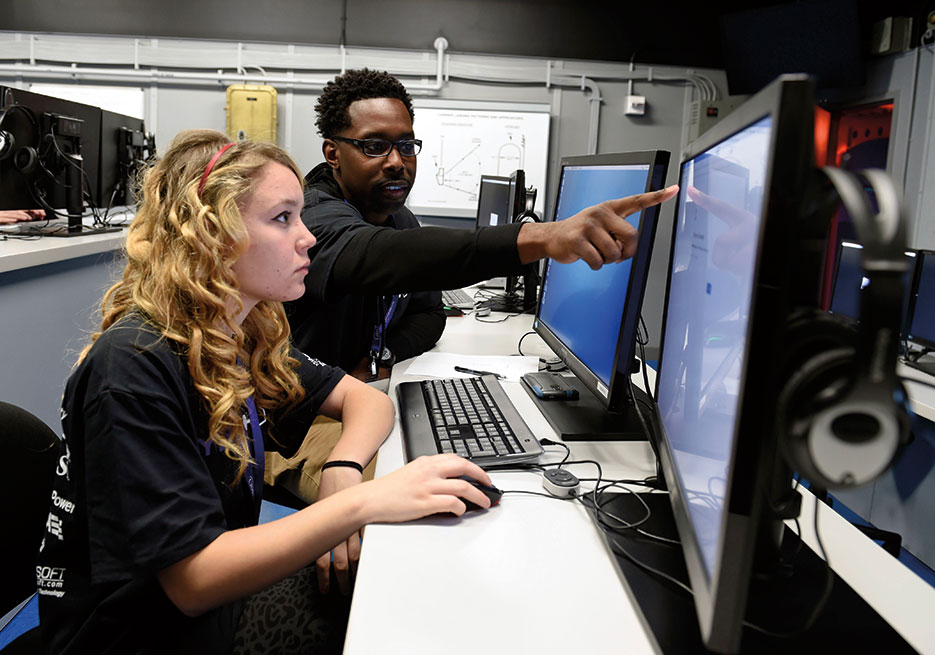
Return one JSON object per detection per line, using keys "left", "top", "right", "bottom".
{"left": 225, "top": 84, "right": 278, "bottom": 143}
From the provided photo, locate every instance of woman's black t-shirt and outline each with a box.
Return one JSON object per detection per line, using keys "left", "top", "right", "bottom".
{"left": 37, "top": 314, "right": 343, "bottom": 654}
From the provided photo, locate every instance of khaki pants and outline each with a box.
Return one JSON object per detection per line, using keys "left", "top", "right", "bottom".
{"left": 265, "top": 416, "right": 378, "bottom": 504}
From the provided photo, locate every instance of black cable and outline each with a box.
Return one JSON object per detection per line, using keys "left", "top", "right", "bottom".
{"left": 474, "top": 311, "right": 522, "bottom": 324}
{"left": 516, "top": 330, "right": 537, "bottom": 356}
{"left": 538, "top": 437, "right": 571, "bottom": 463}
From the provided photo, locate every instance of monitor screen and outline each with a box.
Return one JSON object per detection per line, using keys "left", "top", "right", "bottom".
{"left": 658, "top": 114, "right": 773, "bottom": 578}
{"left": 830, "top": 241, "right": 916, "bottom": 328}
{"left": 652, "top": 74, "right": 816, "bottom": 652}
{"left": 533, "top": 150, "right": 669, "bottom": 413}
{"left": 475, "top": 175, "right": 511, "bottom": 228}
{"left": 908, "top": 250, "right": 935, "bottom": 348}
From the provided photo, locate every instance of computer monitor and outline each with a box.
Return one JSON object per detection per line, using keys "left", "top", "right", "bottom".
{"left": 477, "top": 170, "right": 536, "bottom": 311}
{"left": 526, "top": 150, "right": 669, "bottom": 440}
{"left": 906, "top": 249, "right": 935, "bottom": 352}
{"left": 653, "top": 74, "right": 817, "bottom": 652}
{"left": 98, "top": 109, "right": 153, "bottom": 210}
{"left": 474, "top": 175, "right": 511, "bottom": 228}
{"left": 506, "top": 169, "right": 526, "bottom": 226}
{"left": 829, "top": 240, "right": 917, "bottom": 329}
{"left": 502, "top": 169, "right": 528, "bottom": 301}
{"left": 0, "top": 86, "right": 102, "bottom": 235}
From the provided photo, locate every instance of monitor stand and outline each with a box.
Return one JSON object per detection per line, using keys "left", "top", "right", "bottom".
{"left": 596, "top": 493, "right": 916, "bottom": 653}
{"left": 521, "top": 376, "right": 650, "bottom": 441}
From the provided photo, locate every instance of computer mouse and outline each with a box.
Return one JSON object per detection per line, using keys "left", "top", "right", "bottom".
{"left": 455, "top": 474, "right": 503, "bottom": 511}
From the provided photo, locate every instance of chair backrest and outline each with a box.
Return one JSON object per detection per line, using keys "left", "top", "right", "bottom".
{"left": 0, "top": 402, "right": 61, "bottom": 618}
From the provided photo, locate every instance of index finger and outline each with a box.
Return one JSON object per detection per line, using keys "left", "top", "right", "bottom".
{"left": 603, "top": 184, "right": 679, "bottom": 218}
{"left": 432, "top": 453, "right": 493, "bottom": 487}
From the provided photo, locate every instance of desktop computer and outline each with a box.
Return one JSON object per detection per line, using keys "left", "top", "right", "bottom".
{"left": 0, "top": 86, "right": 105, "bottom": 236}
{"left": 521, "top": 150, "right": 670, "bottom": 440}
{"left": 98, "top": 109, "right": 154, "bottom": 211}
{"left": 0, "top": 86, "right": 138, "bottom": 237}
{"left": 475, "top": 169, "right": 542, "bottom": 312}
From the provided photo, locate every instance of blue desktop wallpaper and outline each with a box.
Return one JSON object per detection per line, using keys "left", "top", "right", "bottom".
{"left": 537, "top": 164, "right": 650, "bottom": 388}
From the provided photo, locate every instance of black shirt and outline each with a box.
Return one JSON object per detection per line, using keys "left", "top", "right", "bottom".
{"left": 37, "top": 313, "right": 343, "bottom": 654}
{"left": 286, "top": 163, "right": 526, "bottom": 371}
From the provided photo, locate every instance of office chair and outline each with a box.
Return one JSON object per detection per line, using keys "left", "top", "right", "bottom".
{"left": 0, "top": 402, "right": 60, "bottom": 653}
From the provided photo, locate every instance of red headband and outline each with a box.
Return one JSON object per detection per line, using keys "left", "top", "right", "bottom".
{"left": 197, "top": 142, "right": 235, "bottom": 198}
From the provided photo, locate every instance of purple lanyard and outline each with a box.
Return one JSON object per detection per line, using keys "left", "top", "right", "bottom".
{"left": 242, "top": 394, "right": 264, "bottom": 505}
{"left": 371, "top": 294, "right": 400, "bottom": 354}
{"left": 200, "top": 393, "right": 264, "bottom": 504}
{"left": 370, "top": 294, "right": 400, "bottom": 375}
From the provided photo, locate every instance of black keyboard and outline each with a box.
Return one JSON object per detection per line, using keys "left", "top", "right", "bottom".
{"left": 396, "top": 375, "right": 543, "bottom": 465}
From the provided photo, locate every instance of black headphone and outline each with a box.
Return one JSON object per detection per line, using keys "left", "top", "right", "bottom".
{"left": 0, "top": 103, "right": 40, "bottom": 174}
{"left": 776, "top": 166, "right": 911, "bottom": 490}
{"left": 514, "top": 185, "right": 539, "bottom": 224}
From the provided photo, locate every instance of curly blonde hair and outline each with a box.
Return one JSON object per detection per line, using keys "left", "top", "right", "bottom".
{"left": 82, "top": 129, "right": 306, "bottom": 484}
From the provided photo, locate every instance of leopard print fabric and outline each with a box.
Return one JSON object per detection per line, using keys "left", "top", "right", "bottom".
{"left": 232, "top": 567, "right": 351, "bottom": 654}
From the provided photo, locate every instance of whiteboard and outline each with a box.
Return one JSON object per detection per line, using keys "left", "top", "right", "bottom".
{"left": 407, "top": 100, "right": 550, "bottom": 219}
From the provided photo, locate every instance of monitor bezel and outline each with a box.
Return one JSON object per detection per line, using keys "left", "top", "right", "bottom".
{"left": 651, "top": 74, "right": 815, "bottom": 653}
{"left": 506, "top": 169, "right": 526, "bottom": 224}
{"left": 531, "top": 149, "right": 670, "bottom": 412}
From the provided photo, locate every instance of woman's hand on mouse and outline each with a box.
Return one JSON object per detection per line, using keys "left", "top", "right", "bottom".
{"left": 363, "top": 454, "right": 493, "bottom": 523}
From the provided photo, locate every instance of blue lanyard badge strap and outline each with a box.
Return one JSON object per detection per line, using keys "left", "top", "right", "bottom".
{"left": 370, "top": 294, "right": 399, "bottom": 376}
{"left": 242, "top": 394, "right": 265, "bottom": 505}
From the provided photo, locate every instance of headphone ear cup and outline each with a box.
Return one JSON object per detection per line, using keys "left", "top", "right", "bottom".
{"left": 0, "top": 129, "right": 14, "bottom": 160}
{"left": 13, "top": 146, "right": 37, "bottom": 174}
{"left": 776, "top": 310, "right": 859, "bottom": 487}
{"left": 777, "top": 346, "right": 857, "bottom": 486}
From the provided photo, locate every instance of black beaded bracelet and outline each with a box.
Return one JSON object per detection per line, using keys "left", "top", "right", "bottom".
{"left": 321, "top": 459, "right": 364, "bottom": 474}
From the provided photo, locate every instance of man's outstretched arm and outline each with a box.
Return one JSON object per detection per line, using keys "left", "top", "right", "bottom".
{"left": 516, "top": 185, "right": 680, "bottom": 269}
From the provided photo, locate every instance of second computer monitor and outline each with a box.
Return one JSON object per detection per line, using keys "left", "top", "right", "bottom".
{"left": 475, "top": 175, "right": 511, "bottom": 228}
{"left": 830, "top": 240, "right": 917, "bottom": 332}
{"left": 530, "top": 150, "right": 669, "bottom": 438}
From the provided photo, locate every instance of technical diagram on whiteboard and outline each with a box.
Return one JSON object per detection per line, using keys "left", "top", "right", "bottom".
{"left": 407, "top": 106, "right": 549, "bottom": 218}
{"left": 433, "top": 133, "right": 526, "bottom": 202}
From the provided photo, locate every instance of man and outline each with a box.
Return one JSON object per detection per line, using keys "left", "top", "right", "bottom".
{"left": 268, "top": 68, "right": 676, "bottom": 544}
{"left": 286, "top": 68, "right": 677, "bottom": 380}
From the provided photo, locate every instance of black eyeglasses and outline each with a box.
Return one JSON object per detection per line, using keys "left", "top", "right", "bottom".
{"left": 330, "top": 136, "right": 422, "bottom": 158}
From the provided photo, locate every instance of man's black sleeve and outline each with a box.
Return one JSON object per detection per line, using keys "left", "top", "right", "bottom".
{"left": 385, "top": 291, "right": 446, "bottom": 362}
{"left": 330, "top": 222, "right": 525, "bottom": 296}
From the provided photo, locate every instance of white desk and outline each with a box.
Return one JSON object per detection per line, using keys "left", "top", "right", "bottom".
{"left": 899, "top": 361, "right": 935, "bottom": 422}
{"left": 344, "top": 312, "right": 935, "bottom": 655}
{"left": 0, "top": 216, "right": 127, "bottom": 274}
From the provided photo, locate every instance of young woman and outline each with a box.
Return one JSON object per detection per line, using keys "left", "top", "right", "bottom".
{"left": 36, "top": 129, "right": 492, "bottom": 655}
